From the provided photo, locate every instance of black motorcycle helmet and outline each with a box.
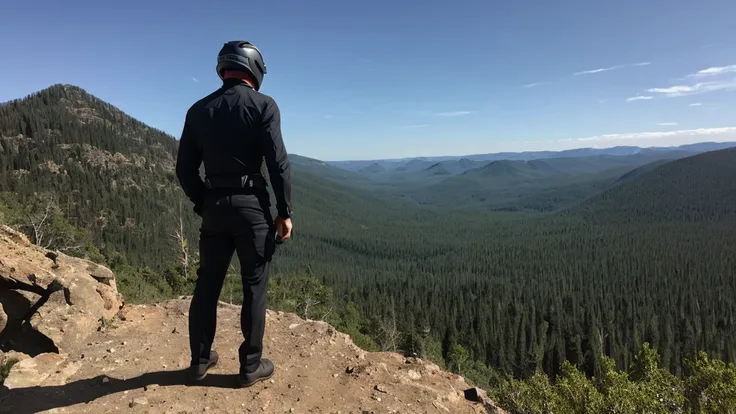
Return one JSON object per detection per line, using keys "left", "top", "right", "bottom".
{"left": 216, "top": 41, "right": 267, "bottom": 91}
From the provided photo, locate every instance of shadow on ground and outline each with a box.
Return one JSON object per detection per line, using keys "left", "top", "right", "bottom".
{"left": 0, "top": 369, "right": 240, "bottom": 414}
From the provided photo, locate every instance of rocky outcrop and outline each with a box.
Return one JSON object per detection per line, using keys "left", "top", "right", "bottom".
{"left": 0, "top": 225, "right": 123, "bottom": 358}
{"left": 1, "top": 299, "right": 506, "bottom": 413}
{"left": 0, "top": 225, "right": 504, "bottom": 413}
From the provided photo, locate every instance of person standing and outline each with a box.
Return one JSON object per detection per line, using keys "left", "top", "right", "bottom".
{"left": 175, "top": 40, "right": 293, "bottom": 387}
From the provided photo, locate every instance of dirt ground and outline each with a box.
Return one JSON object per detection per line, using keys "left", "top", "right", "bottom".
{"left": 1, "top": 299, "right": 503, "bottom": 414}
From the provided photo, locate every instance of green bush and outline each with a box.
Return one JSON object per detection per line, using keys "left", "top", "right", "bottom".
{"left": 684, "top": 351, "right": 736, "bottom": 413}
{"left": 490, "top": 342, "right": 736, "bottom": 414}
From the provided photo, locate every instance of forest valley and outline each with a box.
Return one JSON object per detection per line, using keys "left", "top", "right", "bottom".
{"left": 0, "top": 84, "right": 735, "bottom": 413}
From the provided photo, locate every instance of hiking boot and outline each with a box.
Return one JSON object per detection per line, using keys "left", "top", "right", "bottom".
{"left": 237, "top": 359, "right": 274, "bottom": 387}
{"left": 188, "top": 350, "right": 219, "bottom": 381}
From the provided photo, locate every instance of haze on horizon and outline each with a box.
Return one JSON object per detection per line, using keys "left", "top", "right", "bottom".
{"left": 1, "top": 0, "right": 735, "bottom": 161}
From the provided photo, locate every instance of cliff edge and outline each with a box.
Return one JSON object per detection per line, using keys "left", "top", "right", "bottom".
{"left": 0, "top": 225, "right": 504, "bottom": 413}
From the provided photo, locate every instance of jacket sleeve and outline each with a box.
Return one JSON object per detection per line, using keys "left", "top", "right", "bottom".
{"left": 259, "top": 98, "right": 292, "bottom": 218}
{"left": 175, "top": 110, "right": 206, "bottom": 214}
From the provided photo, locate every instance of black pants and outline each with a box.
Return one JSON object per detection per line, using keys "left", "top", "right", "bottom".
{"left": 189, "top": 189, "right": 275, "bottom": 374}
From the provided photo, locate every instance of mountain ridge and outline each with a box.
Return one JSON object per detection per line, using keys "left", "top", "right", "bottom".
{"left": 6, "top": 83, "right": 734, "bottom": 174}
{"left": 329, "top": 141, "right": 736, "bottom": 171}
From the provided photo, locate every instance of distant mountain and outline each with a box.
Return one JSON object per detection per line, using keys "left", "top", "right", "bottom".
{"left": 463, "top": 159, "right": 553, "bottom": 181}
{"left": 329, "top": 141, "right": 736, "bottom": 171}
{"left": 458, "top": 157, "right": 481, "bottom": 170}
{"left": 522, "top": 153, "right": 685, "bottom": 175}
{"left": 422, "top": 163, "right": 451, "bottom": 176}
{"left": 359, "top": 162, "right": 386, "bottom": 174}
{"left": 403, "top": 152, "right": 692, "bottom": 210}
{"left": 429, "top": 158, "right": 487, "bottom": 175}
{"left": 654, "top": 141, "right": 736, "bottom": 153}
{"left": 394, "top": 159, "right": 435, "bottom": 172}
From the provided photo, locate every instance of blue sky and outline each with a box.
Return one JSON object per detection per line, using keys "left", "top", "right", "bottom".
{"left": 1, "top": 0, "right": 735, "bottom": 161}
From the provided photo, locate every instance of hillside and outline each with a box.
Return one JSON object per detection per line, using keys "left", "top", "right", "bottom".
{"left": 571, "top": 147, "right": 736, "bottom": 222}
{"left": 0, "top": 84, "right": 194, "bottom": 269}
{"left": 613, "top": 158, "right": 674, "bottom": 185}
{"left": 0, "top": 84, "right": 401, "bottom": 281}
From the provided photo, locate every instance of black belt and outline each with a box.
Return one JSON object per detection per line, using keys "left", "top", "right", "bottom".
{"left": 204, "top": 174, "right": 266, "bottom": 190}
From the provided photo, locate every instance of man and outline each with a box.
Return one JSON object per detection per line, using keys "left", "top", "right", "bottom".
{"left": 175, "top": 40, "right": 293, "bottom": 387}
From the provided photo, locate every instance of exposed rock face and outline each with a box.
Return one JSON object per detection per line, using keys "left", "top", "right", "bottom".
{"left": 0, "top": 225, "right": 123, "bottom": 357}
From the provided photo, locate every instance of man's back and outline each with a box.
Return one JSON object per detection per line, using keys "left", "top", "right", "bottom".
{"left": 176, "top": 78, "right": 292, "bottom": 219}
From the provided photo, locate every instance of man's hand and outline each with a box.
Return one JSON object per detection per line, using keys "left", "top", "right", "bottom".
{"left": 275, "top": 216, "right": 292, "bottom": 241}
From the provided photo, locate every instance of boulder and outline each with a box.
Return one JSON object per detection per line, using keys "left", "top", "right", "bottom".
{"left": 0, "top": 225, "right": 123, "bottom": 355}
{"left": 2, "top": 352, "right": 74, "bottom": 389}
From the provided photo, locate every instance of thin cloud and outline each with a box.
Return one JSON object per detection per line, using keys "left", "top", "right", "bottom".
{"left": 689, "top": 103, "right": 703, "bottom": 106}
{"left": 192, "top": 77, "right": 199, "bottom": 83}
{"left": 568, "top": 127, "right": 736, "bottom": 143}
{"left": 574, "top": 62, "right": 651, "bottom": 76}
{"left": 647, "top": 79, "right": 736, "bottom": 97}
{"left": 635, "top": 64, "right": 736, "bottom": 99}
{"left": 434, "top": 111, "right": 474, "bottom": 117}
{"left": 688, "top": 64, "right": 736, "bottom": 78}
{"left": 627, "top": 95, "right": 653, "bottom": 102}
{"left": 659, "top": 122, "right": 678, "bottom": 126}
{"left": 575, "top": 67, "right": 619, "bottom": 75}
{"left": 523, "top": 82, "right": 544, "bottom": 88}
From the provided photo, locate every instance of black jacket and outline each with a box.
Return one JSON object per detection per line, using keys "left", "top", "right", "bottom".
{"left": 175, "top": 78, "right": 292, "bottom": 218}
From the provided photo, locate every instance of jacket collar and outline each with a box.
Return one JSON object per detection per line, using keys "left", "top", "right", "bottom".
{"left": 222, "top": 78, "right": 254, "bottom": 90}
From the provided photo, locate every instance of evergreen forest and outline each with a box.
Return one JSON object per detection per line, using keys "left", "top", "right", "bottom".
{"left": 1, "top": 84, "right": 734, "bottom": 412}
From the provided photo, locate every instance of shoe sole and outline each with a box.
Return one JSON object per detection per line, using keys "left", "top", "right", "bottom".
{"left": 188, "top": 359, "right": 219, "bottom": 381}
{"left": 237, "top": 370, "right": 274, "bottom": 388}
